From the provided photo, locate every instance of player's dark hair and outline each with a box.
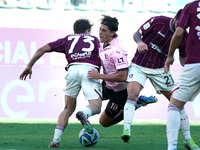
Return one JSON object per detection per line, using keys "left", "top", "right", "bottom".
{"left": 73, "top": 18, "right": 93, "bottom": 34}
{"left": 100, "top": 15, "right": 119, "bottom": 38}
{"left": 175, "top": 9, "right": 182, "bottom": 20}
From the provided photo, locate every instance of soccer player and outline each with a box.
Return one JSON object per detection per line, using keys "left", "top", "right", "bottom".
{"left": 121, "top": 9, "right": 199, "bottom": 149}
{"left": 164, "top": 1, "right": 200, "bottom": 150}
{"left": 88, "top": 15, "right": 157, "bottom": 127}
{"left": 19, "top": 18, "right": 102, "bottom": 148}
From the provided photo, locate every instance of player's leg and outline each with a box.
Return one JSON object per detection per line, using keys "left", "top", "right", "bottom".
{"left": 166, "top": 65, "right": 200, "bottom": 150}
{"left": 177, "top": 67, "right": 200, "bottom": 150}
{"left": 99, "top": 83, "right": 126, "bottom": 127}
{"left": 99, "top": 111, "right": 116, "bottom": 127}
{"left": 49, "top": 95, "right": 76, "bottom": 147}
{"left": 88, "top": 97, "right": 102, "bottom": 115}
{"left": 49, "top": 65, "right": 81, "bottom": 147}
{"left": 58, "top": 96, "right": 77, "bottom": 127}
{"left": 149, "top": 70, "right": 177, "bottom": 150}
{"left": 167, "top": 97, "right": 185, "bottom": 150}
{"left": 99, "top": 96, "right": 157, "bottom": 127}
{"left": 150, "top": 68, "right": 188, "bottom": 146}
{"left": 180, "top": 108, "right": 200, "bottom": 150}
{"left": 76, "top": 97, "right": 102, "bottom": 134}
{"left": 99, "top": 78, "right": 157, "bottom": 127}
{"left": 99, "top": 99, "right": 125, "bottom": 127}
{"left": 161, "top": 89, "right": 192, "bottom": 138}
{"left": 122, "top": 63, "right": 146, "bottom": 143}
{"left": 150, "top": 69, "right": 182, "bottom": 149}
{"left": 121, "top": 81, "right": 143, "bottom": 143}
{"left": 158, "top": 77, "right": 198, "bottom": 149}
{"left": 76, "top": 65, "right": 102, "bottom": 134}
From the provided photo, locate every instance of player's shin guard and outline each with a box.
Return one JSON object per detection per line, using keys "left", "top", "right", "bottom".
{"left": 167, "top": 104, "right": 181, "bottom": 150}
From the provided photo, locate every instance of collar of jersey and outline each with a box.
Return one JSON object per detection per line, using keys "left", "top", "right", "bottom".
{"left": 103, "top": 44, "right": 110, "bottom": 49}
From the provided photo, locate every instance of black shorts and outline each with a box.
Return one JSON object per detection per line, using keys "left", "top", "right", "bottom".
{"left": 102, "top": 81, "right": 127, "bottom": 118}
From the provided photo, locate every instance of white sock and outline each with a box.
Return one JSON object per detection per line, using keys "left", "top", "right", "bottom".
{"left": 81, "top": 107, "right": 93, "bottom": 119}
{"left": 53, "top": 129, "right": 63, "bottom": 142}
{"left": 168, "top": 144, "right": 177, "bottom": 150}
{"left": 180, "top": 107, "right": 191, "bottom": 140}
{"left": 167, "top": 104, "right": 181, "bottom": 149}
{"left": 123, "top": 99, "right": 136, "bottom": 131}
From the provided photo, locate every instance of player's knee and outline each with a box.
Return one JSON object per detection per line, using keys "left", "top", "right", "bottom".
{"left": 66, "top": 108, "right": 75, "bottom": 116}
{"left": 99, "top": 119, "right": 111, "bottom": 127}
{"left": 127, "top": 94, "right": 139, "bottom": 102}
{"left": 168, "top": 103, "right": 181, "bottom": 112}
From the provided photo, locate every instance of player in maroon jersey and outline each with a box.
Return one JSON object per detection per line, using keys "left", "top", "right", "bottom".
{"left": 164, "top": 1, "right": 200, "bottom": 150}
{"left": 19, "top": 18, "right": 102, "bottom": 148}
{"left": 121, "top": 9, "right": 198, "bottom": 149}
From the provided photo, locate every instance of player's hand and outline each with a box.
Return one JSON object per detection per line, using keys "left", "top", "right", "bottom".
{"left": 164, "top": 56, "right": 174, "bottom": 73}
{"left": 137, "top": 41, "right": 148, "bottom": 53}
{"left": 88, "top": 69, "right": 100, "bottom": 79}
{"left": 19, "top": 66, "right": 32, "bottom": 80}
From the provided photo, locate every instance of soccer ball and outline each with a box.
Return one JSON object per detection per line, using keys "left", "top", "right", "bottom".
{"left": 79, "top": 128, "right": 99, "bottom": 147}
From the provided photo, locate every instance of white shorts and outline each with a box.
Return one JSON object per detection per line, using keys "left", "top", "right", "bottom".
{"left": 172, "top": 64, "right": 200, "bottom": 102}
{"left": 126, "top": 63, "right": 174, "bottom": 94}
{"left": 63, "top": 64, "right": 102, "bottom": 100}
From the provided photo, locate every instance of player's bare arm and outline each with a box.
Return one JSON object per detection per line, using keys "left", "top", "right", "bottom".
{"left": 164, "top": 27, "right": 184, "bottom": 73}
{"left": 164, "top": 57, "right": 174, "bottom": 73}
{"left": 168, "top": 27, "right": 185, "bottom": 56}
{"left": 19, "top": 44, "right": 51, "bottom": 80}
{"left": 88, "top": 69, "right": 128, "bottom": 82}
{"left": 133, "top": 31, "right": 148, "bottom": 53}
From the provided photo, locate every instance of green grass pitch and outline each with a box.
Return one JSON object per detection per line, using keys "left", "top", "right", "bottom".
{"left": 0, "top": 119, "right": 200, "bottom": 150}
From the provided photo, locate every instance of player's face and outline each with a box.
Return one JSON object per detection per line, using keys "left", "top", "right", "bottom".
{"left": 99, "top": 24, "right": 115, "bottom": 46}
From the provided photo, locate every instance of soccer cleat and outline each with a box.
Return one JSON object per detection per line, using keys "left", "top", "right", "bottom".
{"left": 138, "top": 95, "right": 158, "bottom": 107}
{"left": 184, "top": 138, "right": 200, "bottom": 150}
{"left": 121, "top": 129, "right": 131, "bottom": 143}
{"left": 76, "top": 111, "right": 93, "bottom": 134}
{"left": 48, "top": 139, "right": 60, "bottom": 148}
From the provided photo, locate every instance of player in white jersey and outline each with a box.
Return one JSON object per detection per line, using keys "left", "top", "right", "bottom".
{"left": 19, "top": 18, "right": 102, "bottom": 148}
{"left": 88, "top": 15, "right": 157, "bottom": 127}
{"left": 164, "top": 1, "right": 200, "bottom": 150}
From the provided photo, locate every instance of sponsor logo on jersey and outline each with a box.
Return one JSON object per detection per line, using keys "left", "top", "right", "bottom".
{"left": 149, "top": 42, "right": 167, "bottom": 56}
{"left": 116, "top": 50, "right": 120, "bottom": 54}
{"left": 143, "top": 22, "right": 150, "bottom": 30}
{"left": 70, "top": 51, "right": 91, "bottom": 60}
{"left": 158, "top": 31, "right": 166, "bottom": 37}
